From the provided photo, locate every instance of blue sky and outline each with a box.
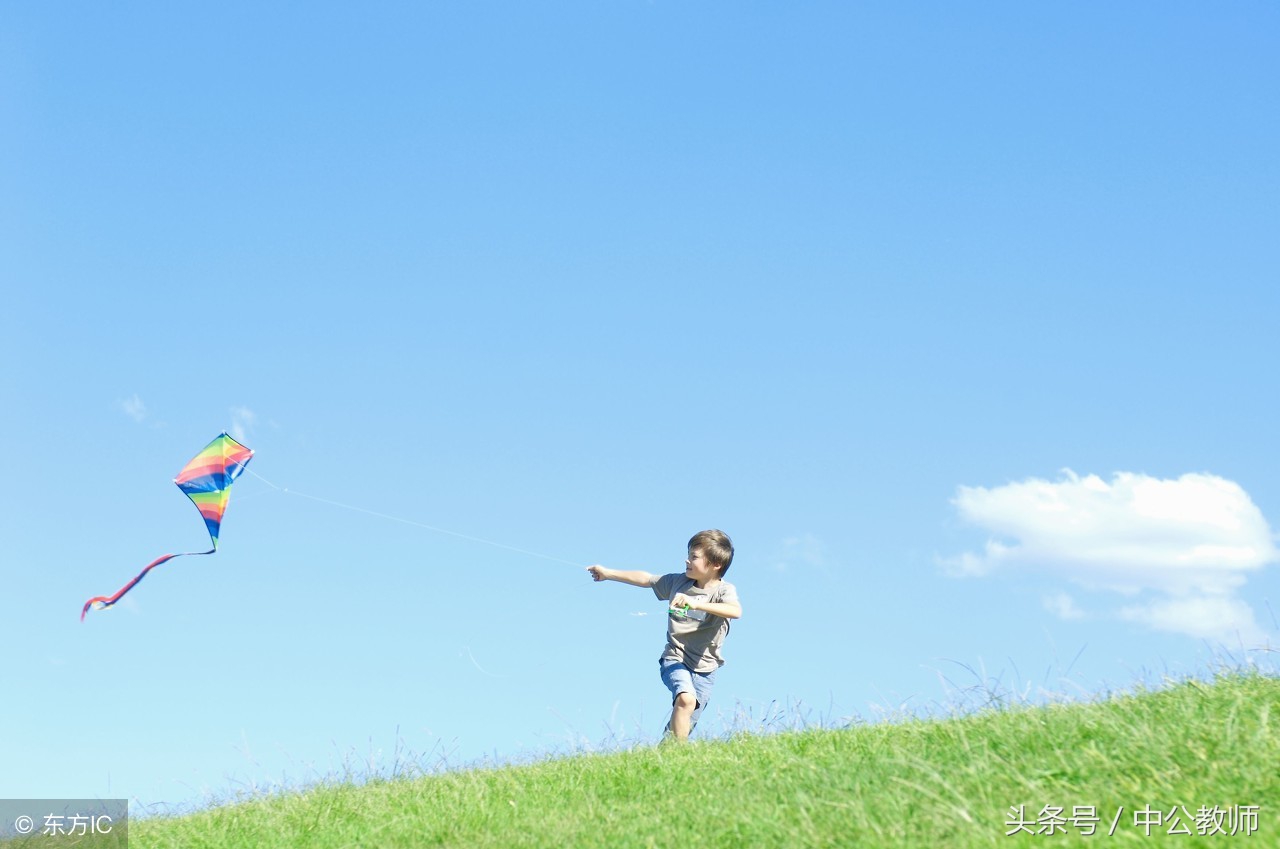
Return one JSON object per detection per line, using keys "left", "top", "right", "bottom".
{"left": 4, "top": 2, "right": 1278, "bottom": 813}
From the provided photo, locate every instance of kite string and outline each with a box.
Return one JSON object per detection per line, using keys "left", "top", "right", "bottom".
{"left": 244, "top": 468, "right": 585, "bottom": 568}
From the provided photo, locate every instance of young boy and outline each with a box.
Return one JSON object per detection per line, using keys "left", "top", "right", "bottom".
{"left": 587, "top": 529, "right": 742, "bottom": 741}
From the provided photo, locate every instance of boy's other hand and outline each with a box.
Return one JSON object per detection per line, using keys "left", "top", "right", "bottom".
{"left": 587, "top": 565, "right": 611, "bottom": 581}
{"left": 671, "top": 592, "right": 696, "bottom": 610}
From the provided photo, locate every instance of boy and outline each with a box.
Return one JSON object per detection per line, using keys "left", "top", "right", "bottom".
{"left": 586, "top": 529, "right": 742, "bottom": 741}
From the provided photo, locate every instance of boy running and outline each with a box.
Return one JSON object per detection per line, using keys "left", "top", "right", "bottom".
{"left": 587, "top": 529, "right": 742, "bottom": 740}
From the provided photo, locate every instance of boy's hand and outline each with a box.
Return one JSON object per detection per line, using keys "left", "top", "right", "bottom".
{"left": 586, "top": 565, "right": 612, "bottom": 582}
{"left": 671, "top": 592, "right": 698, "bottom": 611}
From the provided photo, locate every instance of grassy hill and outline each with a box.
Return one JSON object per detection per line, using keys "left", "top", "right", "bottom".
{"left": 134, "top": 672, "right": 1276, "bottom": 847}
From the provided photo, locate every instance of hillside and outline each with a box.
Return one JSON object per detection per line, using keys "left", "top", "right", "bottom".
{"left": 134, "top": 672, "right": 1277, "bottom": 847}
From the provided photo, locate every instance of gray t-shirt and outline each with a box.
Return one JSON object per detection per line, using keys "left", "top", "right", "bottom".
{"left": 652, "top": 574, "right": 739, "bottom": 673}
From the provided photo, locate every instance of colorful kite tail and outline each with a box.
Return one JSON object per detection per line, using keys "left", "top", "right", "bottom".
{"left": 80, "top": 549, "right": 215, "bottom": 621}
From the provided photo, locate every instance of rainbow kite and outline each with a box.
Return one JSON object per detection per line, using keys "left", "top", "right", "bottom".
{"left": 81, "top": 433, "right": 254, "bottom": 621}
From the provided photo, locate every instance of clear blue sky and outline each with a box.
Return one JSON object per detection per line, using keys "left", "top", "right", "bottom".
{"left": 4, "top": 2, "right": 1278, "bottom": 814}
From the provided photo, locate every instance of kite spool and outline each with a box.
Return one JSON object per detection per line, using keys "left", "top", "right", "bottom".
{"left": 668, "top": 604, "right": 707, "bottom": 621}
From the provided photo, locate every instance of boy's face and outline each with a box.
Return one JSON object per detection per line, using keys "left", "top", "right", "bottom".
{"left": 684, "top": 548, "right": 721, "bottom": 584}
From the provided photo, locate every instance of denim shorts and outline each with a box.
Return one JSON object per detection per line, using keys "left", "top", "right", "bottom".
{"left": 659, "top": 657, "right": 716, "bottom": 732}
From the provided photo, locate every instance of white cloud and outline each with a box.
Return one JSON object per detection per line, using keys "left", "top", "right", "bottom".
{"left": 1043, "top": 592, "right": 1086, "bottom": 621}
{"left": 945, "top": 470, "right": 1278, "bottom": 642}
{"left": 1119, "top": 596, "right": 1265, "bottom": 643}
{"left": 230, "top": 407, "right": 257, "bottom": 442}
{"left": 120, "top": 394, "right": 147, "bottom": 423}
{"left": 774, "top": 533, "right": 828, "bottom": 574}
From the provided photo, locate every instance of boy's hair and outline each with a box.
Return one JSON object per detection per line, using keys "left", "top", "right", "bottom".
{"left": 689, "top": 529, "right": 734, "bottom": 575}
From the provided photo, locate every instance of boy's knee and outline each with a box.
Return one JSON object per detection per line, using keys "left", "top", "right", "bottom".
{"left": 674, "top": 691, "right": 697, "bottom": 711}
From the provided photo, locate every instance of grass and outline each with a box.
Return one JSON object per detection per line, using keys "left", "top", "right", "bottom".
{"left": 132, "top": 670, "right": 1277, "bottom": 847}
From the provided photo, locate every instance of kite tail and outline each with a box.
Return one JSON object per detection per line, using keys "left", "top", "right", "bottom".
{"left": 80, "top": 549, "right": 215, "bottom": 621}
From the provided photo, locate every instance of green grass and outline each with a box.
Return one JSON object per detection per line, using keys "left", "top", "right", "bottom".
{"left": 134, "top": 672, "right": 1277, "bottom": 847}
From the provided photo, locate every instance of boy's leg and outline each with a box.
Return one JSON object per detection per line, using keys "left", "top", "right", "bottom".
{"left": 670, "top": 692, "right": 697, "bottom": 740}
{"left": 660, "top": 660, "right": 696, "bottom": 741}
{"left": 688, "top": 667, "right": 715, "bottom": 734}
{"left": 659, "top": 660, "right": 716, "bottom": 741}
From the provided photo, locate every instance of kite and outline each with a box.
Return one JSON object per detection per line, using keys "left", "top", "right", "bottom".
{"left": 81, "top": 432, "right": 254, "bottom": 621}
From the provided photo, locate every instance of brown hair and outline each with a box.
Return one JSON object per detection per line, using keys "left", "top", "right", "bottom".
{"left": 689, "top": 529, "right": 734, "bottom": 575}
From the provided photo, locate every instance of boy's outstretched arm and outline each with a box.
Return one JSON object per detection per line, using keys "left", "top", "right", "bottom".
{"left": 586, "top": 565, "right": 658, "bottom": 588}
